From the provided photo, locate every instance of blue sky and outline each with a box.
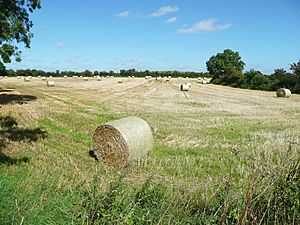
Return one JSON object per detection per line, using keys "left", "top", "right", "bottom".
{"left": 7, "top": 0, "right": 300, "bottom": 74}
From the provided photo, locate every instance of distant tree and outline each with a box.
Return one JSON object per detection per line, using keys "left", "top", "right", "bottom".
{"left": 0, "top": 0, "right": 41, "bottom": 73}
{"left": 290, "top": 60, "right": 300, "bottom": 93}
{"left": 242, "top": 69, "right": 269, "bottom": 89}
{"left": 93, "top": 70, "right": 99, "bottom": 76}
{"left": 206, "top": 49, "right": 245, "bottom": 85}
{"left": 270, "top": 68, "right": 295, "bottom": 90}
{"left": 83, "top": 69, "right": 92, "bottom": 77}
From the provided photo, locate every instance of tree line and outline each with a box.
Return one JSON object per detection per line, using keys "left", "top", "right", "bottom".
{"left": 1, "top": 68, "right": 209, "bottom": 79}
{"left": 206, "top": 49, "right": 300, "bottom": 94}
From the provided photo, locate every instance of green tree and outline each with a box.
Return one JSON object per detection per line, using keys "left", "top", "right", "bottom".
{"left": 0, "top": 0, "right": 41, "bottom": 74}
{"left": 206, "top": 49, "right": 245, "bottom": 85}
{"left": 290, "top": 60, "right": 300, "bottom": 93}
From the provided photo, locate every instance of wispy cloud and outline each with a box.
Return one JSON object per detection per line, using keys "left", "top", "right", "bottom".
{"left": 151, "top": 6, "right": 179, "bottom": 17}
{"left": 177, "top": 18, "right": 232, "bottom": 34}
{"left": 165, "top": 16, "right": 177, "bottom": 24}
{"left": 55, "top": 42, "right": 65, "bottom": 49}
{"left": 116, "top": 11, "right": 129, "bottom": 18}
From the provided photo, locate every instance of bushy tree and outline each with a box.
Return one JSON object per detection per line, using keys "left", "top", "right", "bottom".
{"left": 270, "top": 69, "right": 296, "bottom": 91}
{"left": 206, "top": 49, "right": 245, "bottom": 85}
{"left": 241, "top": 69, "right": 271, "bottom": 90}
{"left": 0, "top": 0, "right": 41, "bottom": 73}
{"left": 290, "top": 60, "right": 300, "bottom": 93}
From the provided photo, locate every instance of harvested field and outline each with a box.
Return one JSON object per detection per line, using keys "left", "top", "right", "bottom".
{"left": 0, "top": 77, "right": 300, "bottom": 224}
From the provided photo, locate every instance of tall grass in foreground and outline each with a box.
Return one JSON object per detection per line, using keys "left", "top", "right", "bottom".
{"left": 76, "top": 152, "right": 300, "bottom": 225}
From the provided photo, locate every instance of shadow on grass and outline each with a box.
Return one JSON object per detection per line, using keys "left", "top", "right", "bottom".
{"left": 0, "top": 116, "right": 47, "bottom": 165}
{"left": 0, "top": 89, "right": 14, "bottom": 93}
{"left": 0, "top": 93, "right": 37, "bottom": 105}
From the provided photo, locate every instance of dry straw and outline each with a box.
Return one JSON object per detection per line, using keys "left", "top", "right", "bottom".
{"left": 276, "top": 88, "right": 291, "bottom": 98}
{"left": 92, "top": 116, "right": 153, "bottom": 167}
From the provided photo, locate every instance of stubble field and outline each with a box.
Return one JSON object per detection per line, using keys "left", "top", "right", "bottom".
{"left": 0, "top": 77, "right": 299, "bottom": 224}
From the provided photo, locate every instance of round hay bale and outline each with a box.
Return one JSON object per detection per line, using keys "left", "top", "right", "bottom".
{"left": 202, "top": 80, "right": 208, "bottom": 84}
{"left": 47, "top": 80, "right": 55, "bottom": 87}
{"left": 83, "top": 77, "right": 89, "bottom": 81}
{"left": 276, "top": 88, "right": 291, "bottom": 98}
{"left": 42, "top": 77, "right": 47, "bottom": 81}
{"left": 180, "top": 83, "right": 189, "bottom": 91}
{"left": 64, "top": 75, "right": 68, "bottom": 79}
{"left": 186, "top": 82, "right": 192, "bottom": 88}
{"left": 92, "top": 116, "right": 153, "bottom": 167}
{"left": 118, "top": 79, "right": 123, "bottom": 83}
{"left": 24, "top": 77, "right": 30, "bottom": 82}
{"left": 97, "top": 76, "right": 101, "bottom": 81}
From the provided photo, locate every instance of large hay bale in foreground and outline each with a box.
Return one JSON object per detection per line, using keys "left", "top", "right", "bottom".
{"left": 92, "top": 116, "right": 153, "bottom": 167}
{"left": 47, "top": 80, "right": 55, "bottom": 87}
{"left": 186, "top": 82, "right": 192, "bottom": 88}
{"left": 276, "top": 88, "right": 291, "bottom": 98}
{"left": 180, "top": 83, "right": 189, "bottom": 91}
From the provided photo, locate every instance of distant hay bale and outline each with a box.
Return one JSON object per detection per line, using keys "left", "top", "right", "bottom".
{"left": 202, "top": 80, "right": 208, "bottom": 84}
{"left": 118, "top": 79, "right": 123, "bottom": 83}
{"left": 42, "top": 77, "right": 47, "bottom": 81}
{"left": 47, "top": 80, "right": 55, "bottom": 87}
{"left": 83, "top": 77, "right": 89, "bottom": 81}
{"left": 24, "top": 77, "right": 30, "bottom": 82}
{"left": 92, "top": 116, "right": 153, "bottom": 167}
{"left": 165, "top": 78, "right": 170, "bottom": 81}
{"left": 276, "top": 88, "right": 291, "bottom": 98}
{"left": 64, "top": 75, "right": 68, "bottom": 79}
{"left": 97, "top": 76, "right": 101, "bottom": 81}
{"left": 17, "top": 76, "right": 21, "bottom": 79}
{"left": 180, "top": 83, "right": 189, "bottom": 91}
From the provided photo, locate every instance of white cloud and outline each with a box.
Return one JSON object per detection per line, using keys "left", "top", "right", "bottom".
{"left": 165, "top": 17, "right": 177, "bottom": 24}
{"left": 151, "top": 6, "right": 179, "bottom": 17}
{"left": 177, "top": 18, "right": 232, "bottom": 34}
{"left": 55, "top": 42, "right": 65, "bottom": 49}
{"left": 116, "top": 11, "right": 129, "bottom": 18}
